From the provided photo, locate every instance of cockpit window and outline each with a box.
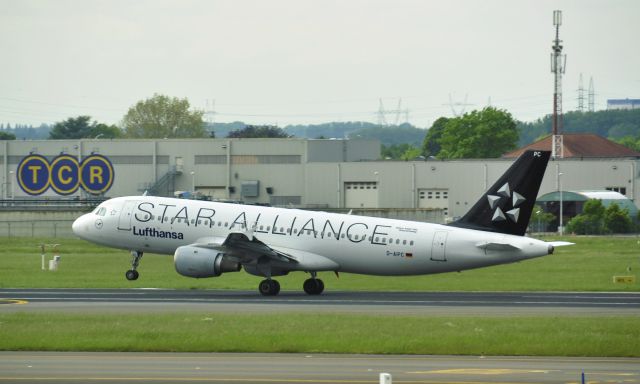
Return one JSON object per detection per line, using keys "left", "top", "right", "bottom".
{"left": 96, "top": 207, "right": 107, "bottom": 217}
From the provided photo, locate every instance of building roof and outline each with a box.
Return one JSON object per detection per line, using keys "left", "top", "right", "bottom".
{"left": 607, "top": 98, "right": 640, "bottom": 105}
{"left": 537, "top": 190, "right": 638, "bottom": 215}
{"left": 503, "top": 133, "right": 640, "bottom": 158}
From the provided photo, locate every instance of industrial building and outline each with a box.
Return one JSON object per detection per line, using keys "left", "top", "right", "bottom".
{"left": 2, "top": 138, "right": 640, "bottom": 224}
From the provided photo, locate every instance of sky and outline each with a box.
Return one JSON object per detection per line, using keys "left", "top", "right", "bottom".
{"left": 1, "top": 0, "right": 639, "bottom": 129}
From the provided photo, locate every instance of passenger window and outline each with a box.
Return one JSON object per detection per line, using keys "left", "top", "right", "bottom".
{"left": 410, "top": 241, "right": 414, "bottom": 246}
{"left": 403, "top": 240, "right": 407, "bottom": 245}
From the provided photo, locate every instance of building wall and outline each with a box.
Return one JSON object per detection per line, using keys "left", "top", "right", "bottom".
{"left": 1, "top": 139, "right": 639, "bottom": 223}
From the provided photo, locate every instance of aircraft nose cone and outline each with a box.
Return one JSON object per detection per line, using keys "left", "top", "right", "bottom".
{"left": 72, "top": 215, "right": 87, "bottom": 237}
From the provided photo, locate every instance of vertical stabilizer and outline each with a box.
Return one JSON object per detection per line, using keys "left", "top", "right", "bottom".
{"left": 448, "top": 151, "right": 551, "bottom": 236}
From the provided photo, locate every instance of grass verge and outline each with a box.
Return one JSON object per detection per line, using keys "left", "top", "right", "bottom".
{"left": 0, "top": 236, "right": 639, "bottom": 291}
{"left": 0, "top": 312, "right": 638, "bottom": 357}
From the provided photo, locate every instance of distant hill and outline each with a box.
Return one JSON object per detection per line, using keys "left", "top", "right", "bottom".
{"left": 209, "top": 121, "right": 427, "bottom": 147}
{"left": 0, "top": 123, "right": 51, "bottom": 140}
{"left": 517, "top": 109, "right": 640, "bottom": 146}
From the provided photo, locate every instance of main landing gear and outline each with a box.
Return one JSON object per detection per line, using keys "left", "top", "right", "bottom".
{"left": 258, "top": 279, "right": 280, "bottom": 296}
{"left": 303, "top": 278, "right": 324, "bottom": 295}
{"left": 258, "top": 274, "right": 325, "bottom": 296}
{"left": 125, "top": 250, "right": 143, "bottom": 281}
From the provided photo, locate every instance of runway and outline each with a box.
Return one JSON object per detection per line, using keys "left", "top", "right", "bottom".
{"left": 1, "top": 351, "right": 639, "bottom": 384}
{"left": 1, "top": 288, "right": 639, "bottom": 315}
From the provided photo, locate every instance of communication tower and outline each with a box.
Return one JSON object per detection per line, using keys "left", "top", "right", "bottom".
{"left": 445, "top": 94, "right": 474, "bottom": 117}
{"left": 551, "top": 10, "right": 567, "bottom": 159}
{"left": 588, "top": 77, "right": 595, "bottom": 112}
{"left": 204, "top": 99, "right": 217, "bottom": 136}
{"left": 577, "top": 73, "right": 585, "bottom": 112}
{"left": 377, "top": 98, "right": 410, "bottom": 126}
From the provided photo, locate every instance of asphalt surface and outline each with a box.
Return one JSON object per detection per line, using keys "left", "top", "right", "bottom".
{"left": 1, "top": 352, "right": 639, "bottom": 384}
{"left": 1, "top": 288, "right": 639, "bottom": 315}
{"left": 1, "top": 290, "right": 639, "bottom": 383}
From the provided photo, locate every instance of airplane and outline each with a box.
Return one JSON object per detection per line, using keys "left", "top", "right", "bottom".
{"left": 72, "top": 150, "right": 572, "bottom": 296}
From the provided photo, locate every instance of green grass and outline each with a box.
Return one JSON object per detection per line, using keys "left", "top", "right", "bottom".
{"left": 0, "top": 312, "right": 637, "bottom": 356}
{"left": 0, "top": 236, "right": 638, "bottom": 291}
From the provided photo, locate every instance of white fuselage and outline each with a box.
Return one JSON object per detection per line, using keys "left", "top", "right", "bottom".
{"left": 72, "top": 196, "right": 552, "bottom": 276}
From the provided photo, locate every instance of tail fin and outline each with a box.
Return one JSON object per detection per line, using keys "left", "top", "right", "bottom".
{"left": 448, "top": 150, "right": 551, "bottom": 236}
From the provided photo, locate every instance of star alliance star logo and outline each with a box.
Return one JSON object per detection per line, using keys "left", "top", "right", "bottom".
{"left": 487, "top": 182, "right": 526, "bottom": 223}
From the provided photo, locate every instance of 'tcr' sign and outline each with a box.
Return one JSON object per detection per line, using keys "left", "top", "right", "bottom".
{"left": 17, "top": 154, "right": 114, "bottom": 196}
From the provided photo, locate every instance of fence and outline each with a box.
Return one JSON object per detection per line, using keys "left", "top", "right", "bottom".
{"left": 0, "top": 220, "right": 76, "bottom": 238}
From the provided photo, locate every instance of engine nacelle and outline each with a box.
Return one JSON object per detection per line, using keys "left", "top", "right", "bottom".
{"left": 174, "top": 245, "right": 241, "bottom": 278}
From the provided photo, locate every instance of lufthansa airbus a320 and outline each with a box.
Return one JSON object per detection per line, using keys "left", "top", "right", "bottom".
{"left": 73, "top": 150, "right": 572, "bottom": 296}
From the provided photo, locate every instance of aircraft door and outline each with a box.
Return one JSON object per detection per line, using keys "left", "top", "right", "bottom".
{"left": 117, "top": 200, "right": 138, "bottom": 231}
{"left": 430, "top": 231, "right": 448, "bottom": 261}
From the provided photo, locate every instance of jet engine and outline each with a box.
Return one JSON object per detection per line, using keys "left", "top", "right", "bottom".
{"left": 174, "top": 246, "right": 241, "bottom": 278}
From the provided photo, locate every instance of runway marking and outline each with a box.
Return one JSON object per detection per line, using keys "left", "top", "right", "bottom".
{"left": 0, "top": 378, "right": 547, "bottom": 384}
{"left": 6, "top": 297, "right": 639, "bottom": 307}
{"left": 4, "top": 354, "right": 640, "bottom": 364}
{"left": 0, "top": 299, "right": 28, "bottom": 305}
{"left": 409, "top": 369, "right": 551, "bottom": 375}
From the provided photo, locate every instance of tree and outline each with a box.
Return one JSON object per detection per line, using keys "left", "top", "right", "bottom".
{"left": 400, "top": 145, "right": 422, "bottom": 161}
{"left": 123, "top": 94, "right": 207, "bottom": 139}
{"left": 604, "top": 202, "right": 633, "bottom": 233}
{"left": 0, "top": 131, "right": 16, "bottom": 140}
{"left": 381, "top": 143, "right": 412, "bottom": 159}
{"left": 49, "top": 116, "right": 122, "bottom": 139}
{"left": 613, "top": 135, "right": 640, "bottom": 152}
{"left": 90, "top": 123, "right": 123, "bottom": 139}
{"left": 437, "top": 107, "right": 518, "bottom": 159}
{"left": 566, "top": 199, "right": 606, "bottom": 235}
{"left": 227, "top": 125, "right": 292, "bottom": 138}
{"left": 531, "top": 205, "right": 555, "bottom": 232}
{"left": 49, "top": 116, "right": 93, "bottom": 139}
{"left": 422, "top": 117, "right": 448, "bottom": 157}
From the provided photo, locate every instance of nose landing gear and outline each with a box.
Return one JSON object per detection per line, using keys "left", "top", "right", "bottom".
{"left": 125, "top": 250, "right": 143, "bottom": 281}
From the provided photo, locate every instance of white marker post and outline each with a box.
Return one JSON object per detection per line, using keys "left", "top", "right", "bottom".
{"left": 40, "top": 244, "right": 45, "bottom": 270}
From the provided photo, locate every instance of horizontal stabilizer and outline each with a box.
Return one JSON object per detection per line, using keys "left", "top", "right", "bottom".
{"left": 547, "top": 241, "right": 574, "bottom": 247}
{"left": 475, "top": 241, "right": 521, "bottom": 251}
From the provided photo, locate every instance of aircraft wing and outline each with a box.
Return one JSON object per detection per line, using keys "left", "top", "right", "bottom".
{"left": 191, "top": 231, "right": 339, "bottom": 271}
{"left": 547, "top": 241, "right": 574, "bottom": 247}
{"left": 193, "top": 232, "right": 298, "bottom": 265}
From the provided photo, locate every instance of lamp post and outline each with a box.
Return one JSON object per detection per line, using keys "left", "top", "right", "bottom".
{"left": 9, "top": 170, "right": 14, "bottom": 200}
{"left": 558, "top": 172, "right": 564, "bottom": 236}
{"left": 536, "top": 210, "right": 541, "bottom": 233}
{"left": 190, "top": 171, "right": 195, "bottom": 192}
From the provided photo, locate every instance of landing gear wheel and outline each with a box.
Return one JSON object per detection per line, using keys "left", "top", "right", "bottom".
{"left": 125, "top": 251, "right": 143, "bottom": 281}
{"left": 259, "top": 279, "right": 281, "bottom": 296}
{"left": 125, "top": 269, "right": 139, "bottom": 281}
{"left": 303, "top": 278, "right": 324, "bottom": 295}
